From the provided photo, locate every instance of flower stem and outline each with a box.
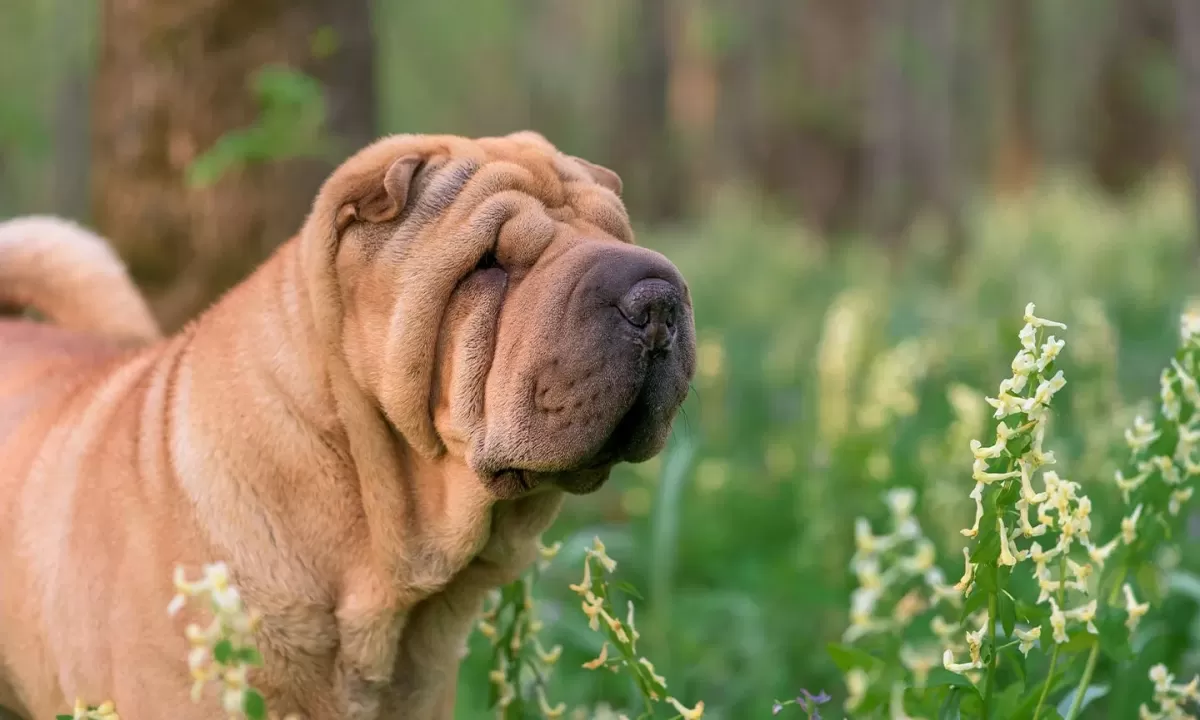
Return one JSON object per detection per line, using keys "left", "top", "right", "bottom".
{"left": 1032, "top": 644, "right": 1061, "bottom": 720}
{"left": 1064, "top": 642, "right": 1100, "bottom": 720}
{"left": 1063, "top": 573, "right": 1123, "bottom": 720}
{"left": 983, "top": 592, "right": 999, "bottom": 720}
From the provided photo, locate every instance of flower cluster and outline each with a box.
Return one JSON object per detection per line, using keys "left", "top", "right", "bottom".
{"left": 828, "top": 303, "right": 1200, "bottom": 719}
{"left": 569, "top": 537, "right": 704, "bottom": 720}
{"left": 168, "top": 562, "right": 269, "bottom": 719}
{"left": 478, "top": 541, "right": 568, "bottom": 719}
{"left": 858, "top": 339, "right": 930, "bottom": 483}
{"left": 846, "top": 488, "right": 960, "bottom": 645}
{"left": 1139, "top": 664, "right": 1200, "bottom": 719}
{"left": 815, "top": 288, "right": 874, "bottom": 451}
{"left": 1097, "top": 308, "right": 1200, "bottom": 588}
{"left": 57, "top": 700, "right": 120, "bottom": 720}
{"left": 857, "top": 338, "right": 927, "bottom": 434}
{"left": 840, "top": 487, "right": 976, "bottom": 716}
{"left": 944, "top": 305, "right": 1100, "bottom": 673}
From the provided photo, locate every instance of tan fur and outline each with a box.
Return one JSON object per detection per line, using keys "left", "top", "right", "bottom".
{"left": 0, "top": 132, "right": 695, "bottom": 719}
{"left": 0, "top": 216, "right": 161, "bottom": 343}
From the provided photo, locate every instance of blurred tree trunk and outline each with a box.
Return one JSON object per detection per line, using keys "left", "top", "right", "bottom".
{"left": 49, "top": 0, "right": 93, "bottom": 222}
{"left": 1088, "top": 0, "right": 1173, "bottom": 196}
{"left": 865, "top": 0, "right": 912, "bottom": 243}
{"left": 992, "top": 0, "right": 1038, "bottom": 194}
{"left": 1037, "top": 0, "right": 1117, "bottom": 166}
{"left": 864, "top": 0, "right": 964, "bottom": 262}
{"left": 1177, "top": 0, "right": 1200, "bottom": 252}
{"left": 91, "top": 0, "right": 377, "bottom": 331}
{"left": 760, "top": 0, "right": 867, "bottom": 235}
{"left": 609, "top": 0, "right": 683, "bottom": 223}
{"left": 912, "top": 0, "right": 965, "bottom": 268}
{"left": 667, "top": 0, "right": 719, "bottom": 207}
{"left": 712, "top": 0, "right": 767, "bottom": 189}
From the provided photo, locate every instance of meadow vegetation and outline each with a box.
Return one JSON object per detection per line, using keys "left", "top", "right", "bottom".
{"left": 453, "top": 171, "right": 1200, "bottom": 719}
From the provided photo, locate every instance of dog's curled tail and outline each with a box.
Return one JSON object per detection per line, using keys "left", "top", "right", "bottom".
{"left": 0, "top": 215, "right": 161, "bottom": 342}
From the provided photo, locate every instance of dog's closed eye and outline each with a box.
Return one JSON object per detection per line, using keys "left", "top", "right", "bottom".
{"left": 475, "top": 249, "right": 501, "bottom": 271}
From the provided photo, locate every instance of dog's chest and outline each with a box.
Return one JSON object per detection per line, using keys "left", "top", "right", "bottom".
{"left": 290, "top": 494, "right": 562, "bottom": 719}
{"left": 331, "top": 523, "right": 499, "bottom": 718}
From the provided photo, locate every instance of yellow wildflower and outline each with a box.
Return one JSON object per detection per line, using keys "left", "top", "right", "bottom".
{"left": 665, "top": 697, "right": 704, "bottom": 720}
{"left": 582, "top": 642, "right": 609, "bottom": 670}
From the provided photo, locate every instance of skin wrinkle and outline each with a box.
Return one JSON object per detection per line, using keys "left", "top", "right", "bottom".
{"left": 0, "top": 131, "right": 694, "bottom": 720}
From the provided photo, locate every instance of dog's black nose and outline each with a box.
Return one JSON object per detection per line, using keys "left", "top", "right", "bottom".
{"left": 618, "top": 278, "right": 680, "bottom": 351}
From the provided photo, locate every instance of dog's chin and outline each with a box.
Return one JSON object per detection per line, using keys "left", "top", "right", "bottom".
{"left": 485, "top": 464, "right": 614, "bottom": 499}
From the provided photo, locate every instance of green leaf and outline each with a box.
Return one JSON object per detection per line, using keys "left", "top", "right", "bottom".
{"left": 972, "top": 531, "right": 1001, "bottom": 567}
{"left": 1055, "top": 630, "right": 1098, "bottom": 655}
{"left": 999, "top": 590, "right": 1017, "bottom": 638}
{"left": 926, "top": 668, "right": 981, "bottom": 697}
{"left": 186, "top": 130, "right": 258, "bottom": 187}
{"left": 980, "top": 636, "right": 994, "bottom": 666}
{"left": 992, "top": 682, "right": 1027, "bottom": 719}
{"left": 1168, "top": 569, "right": 1200, "bottom": 603}
{"left": 959, "top": 691, "right": 984, "bottom": 718}
{"left": 185, "top": 64, "right": 330, "bottom": 188}
{"left": 1002, "top": 645, "right": 1028, "bottom": 689}
{"left": 213, "top": 639, "right": 234, "bottom": 664}
{"left": 1007, "top": 672, "right": 1074, "bottom": 719}
{"left": 1096, "top": 607, "right": 1132, "bottom": 661}
{"left": 996, "top": 480, "right": 1021, "bottom": 509}
{"left": 252, "top": 65, "right": 324, "bottom": 109}
{"left": 1007, "top": 432, "right": 1033, "bottom": 457}
{"left": 614, "top": 581, "right": 645, "bottom": 601}
{"left": 244, "top": 689, "right": 267, "bottom": 720}
{"left": 974, "top": 563, "right": 998, "bottom": 594}
{"left": 826, "top": 643, "right": 884, "bottom": 674}
{"left": 938, "top": 688, "right": 963, "bottom": 720}
{"left": 1017, "top": 598, "right": 1050, "bottom": 624}
{"left": 963, "top": 586, "right": 990, "bottom": 618}
{"left": 237, "top": 647, "right": 265, "bottom": 666}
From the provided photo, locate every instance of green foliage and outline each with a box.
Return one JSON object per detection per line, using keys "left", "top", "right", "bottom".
{"left": 453, "top": 176, "right": 1200, "bottom": 719}
{"left": 186, "top": 65, "right": 333, "bottom": 188}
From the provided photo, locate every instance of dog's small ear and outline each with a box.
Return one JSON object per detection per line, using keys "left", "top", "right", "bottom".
{"left": 335, "top": 155, "right": 424, "bottom": 232}
{"left": 570, "top": 156, "right": 623, "bottom": 196}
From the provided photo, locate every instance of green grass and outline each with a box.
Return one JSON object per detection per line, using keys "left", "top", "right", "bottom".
{"left": 453, "top": 171, "right": 1200, "bottom": 719}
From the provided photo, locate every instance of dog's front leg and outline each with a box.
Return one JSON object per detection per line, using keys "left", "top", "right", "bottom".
{"left": 381, "top": 489, "right": 564, "bottom": 719}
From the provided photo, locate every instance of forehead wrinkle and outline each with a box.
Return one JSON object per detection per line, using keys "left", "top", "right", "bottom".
{"left": 563, "top": 182, "right": 633, "bottom": 243}
{"left": 478, "top": 144, "right": 568, "bottom": 209}
{"left": 551, "top": 154, "right": 594, "bottom": 185}
{"left": 453, "top": 158, "right": 565, "bottom": 215}
{"left": 407, "top": 158, "right": 483, "bottom": 228}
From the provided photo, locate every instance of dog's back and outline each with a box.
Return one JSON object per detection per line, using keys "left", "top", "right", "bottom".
{"left": 0, "top": 217, "right": 172, "bottom": 718}
{"left": 0, "top": 216, "right": 158, "bottom": 479}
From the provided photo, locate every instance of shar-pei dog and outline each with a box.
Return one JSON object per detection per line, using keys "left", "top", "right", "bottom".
{"left": 0, "top": 131, "right": 696, "bottom": 719}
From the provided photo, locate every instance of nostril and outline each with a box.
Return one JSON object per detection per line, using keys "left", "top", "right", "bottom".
{"left": 617, "top": 278, "right": 680, "bottom": 330}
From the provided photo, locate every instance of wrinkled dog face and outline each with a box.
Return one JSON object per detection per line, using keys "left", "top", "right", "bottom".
{"left": 330, "top": 132, "right": 695, "bottom": 497}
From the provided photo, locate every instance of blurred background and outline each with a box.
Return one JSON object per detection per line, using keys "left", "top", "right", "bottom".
{"left": 5, "top": 0, "right": 1200, "bottom": 717}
